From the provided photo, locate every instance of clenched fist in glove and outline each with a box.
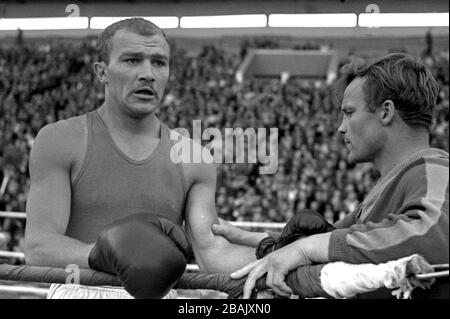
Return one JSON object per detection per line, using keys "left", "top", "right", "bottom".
{"left": 256, "top": 209, "right": 335, "bottom": 259}
{"left": 88, "top": 213, "right": 192, "bottom": 298}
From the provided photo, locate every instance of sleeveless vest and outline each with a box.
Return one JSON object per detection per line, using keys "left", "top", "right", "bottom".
{"left": 66, "top": 110, "right": 187, "bottom": 242}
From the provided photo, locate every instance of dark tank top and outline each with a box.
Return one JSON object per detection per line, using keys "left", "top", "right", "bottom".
{"left": 66, "top": 110, "right": 187, "bottom": 242}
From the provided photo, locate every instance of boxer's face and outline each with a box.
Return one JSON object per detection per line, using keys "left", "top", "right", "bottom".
{"left": 102, "top": 29, "right": 170, "bottom": 117}
{"left": 338, "top": 77, "right": 385, "bottom": 164}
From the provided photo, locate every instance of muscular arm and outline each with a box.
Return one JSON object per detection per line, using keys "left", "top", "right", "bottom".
{"left": 24, "top": 123, "right": 93, "bottom": 268}
{"left": 183, "top": 160, "right": 257, "bottom": 274}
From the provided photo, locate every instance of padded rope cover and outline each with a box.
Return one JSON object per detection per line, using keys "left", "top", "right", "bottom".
{"left": 0, "top": 263, "right": 323, "bottom": 298}
{"left": 0, "top": 263, "right": 120, "bottom": 286}
{"left": 0, "top": 263, "right": 268, "bottom": 298}
{"left": 1, "top": 258, "right": 439, "bottom": 299}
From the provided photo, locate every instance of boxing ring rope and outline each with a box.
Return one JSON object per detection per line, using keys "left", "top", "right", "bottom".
{"left": 0, "top": 211, "right": 448, "bottom": 299}
{"left": 1, "top": 256, "right": 447, "bottom": 299}
{"left": 0, "top": 250, "right": 201, "bottom": 271}
{"left": 0, "top": 210, "right": 280, "bottom": 297}
{"left": 0, "top": 211, "right": 286, "bottom": 228}
{"left": 0, "top": 251, "right": 24, "bottom": 259}
{"left": 0, "top": 210, "right": 286, "bottom": 264}
{"left": 0, "top": 211, "right": 27, "bottom": 219}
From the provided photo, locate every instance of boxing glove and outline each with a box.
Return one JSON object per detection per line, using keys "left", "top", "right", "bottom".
{"left": 256, "top": 209, "right": 334, "bottom": 259}
{"left": 88, "top": 213, "right": 192, "bottom": 298}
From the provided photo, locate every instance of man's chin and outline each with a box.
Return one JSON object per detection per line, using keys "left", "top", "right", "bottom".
{"left": 347, "top": 156, "right": 356, "bottom": 164}
{"left": 347, "top": 152, "right": 359, "bottom": 164}
{"left": 348, "top": 153, "right": 371, "bottom": 165}
{"left": 129, "top": 102, "right": 158, "bottom": 116}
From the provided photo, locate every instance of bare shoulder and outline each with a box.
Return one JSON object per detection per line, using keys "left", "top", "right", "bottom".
{"left": 168, "top": 128, "right": 217, "bottom": 188}
{"left": 31, "top": 114, "right": 88, "bottom": 170}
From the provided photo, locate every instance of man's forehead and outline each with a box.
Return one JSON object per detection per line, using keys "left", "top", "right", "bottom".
{"left": 342, "top": 77, "right": 366, "bottom": 103}
{"left": 111, "top": 29, "right": 170, "bottom": 55}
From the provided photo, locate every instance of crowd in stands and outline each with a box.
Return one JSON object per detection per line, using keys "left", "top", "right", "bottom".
{"left": 0, "top": 37, "right": 448, "bottom": 262}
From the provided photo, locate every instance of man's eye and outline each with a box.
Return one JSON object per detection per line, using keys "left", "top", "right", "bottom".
{"left": 126, "top": 58, "right": 138, "bottom": 64}
{"left": 154, "top": 60, "right": 167, "bottom": 67}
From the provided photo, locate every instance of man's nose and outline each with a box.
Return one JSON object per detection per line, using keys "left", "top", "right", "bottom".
{"left": 138, "top": 60, "right": 155, "bottom": 82}
{"left": 337, "top": 119, "right": 346, "bottom": 135}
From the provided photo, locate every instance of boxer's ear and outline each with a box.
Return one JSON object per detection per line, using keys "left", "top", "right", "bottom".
{"left": 94, "top": 61, "right": 108, "bottom": 84}
{"left": 379, "top": 100, "right": 395, "bottom": 126}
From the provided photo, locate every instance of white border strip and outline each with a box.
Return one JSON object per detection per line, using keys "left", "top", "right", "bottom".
{"left": 359, "top": 12, "right": 449, "bottom": 27}
{"left": 269, "top": 13, "right": 357, "bottom": 28}
{"left": 0, "top": 13, "right": 448, "bottom": 31}
{"left": 180, "top": 14, "right": 267, "bottom": 28}
{"left": 0, "top": 17, "right": 89, "bottom": 30}
{"left": 90, "top": 16, "right": 179, "bottom": 29}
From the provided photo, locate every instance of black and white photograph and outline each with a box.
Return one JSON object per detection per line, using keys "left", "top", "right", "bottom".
{"left": 0, "top": 0, "right": 448, "bottom": 306}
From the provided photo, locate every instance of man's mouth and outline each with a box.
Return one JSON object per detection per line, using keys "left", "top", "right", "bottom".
{"left": 133, "top": 87, "right": 157, "bottom": 99}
